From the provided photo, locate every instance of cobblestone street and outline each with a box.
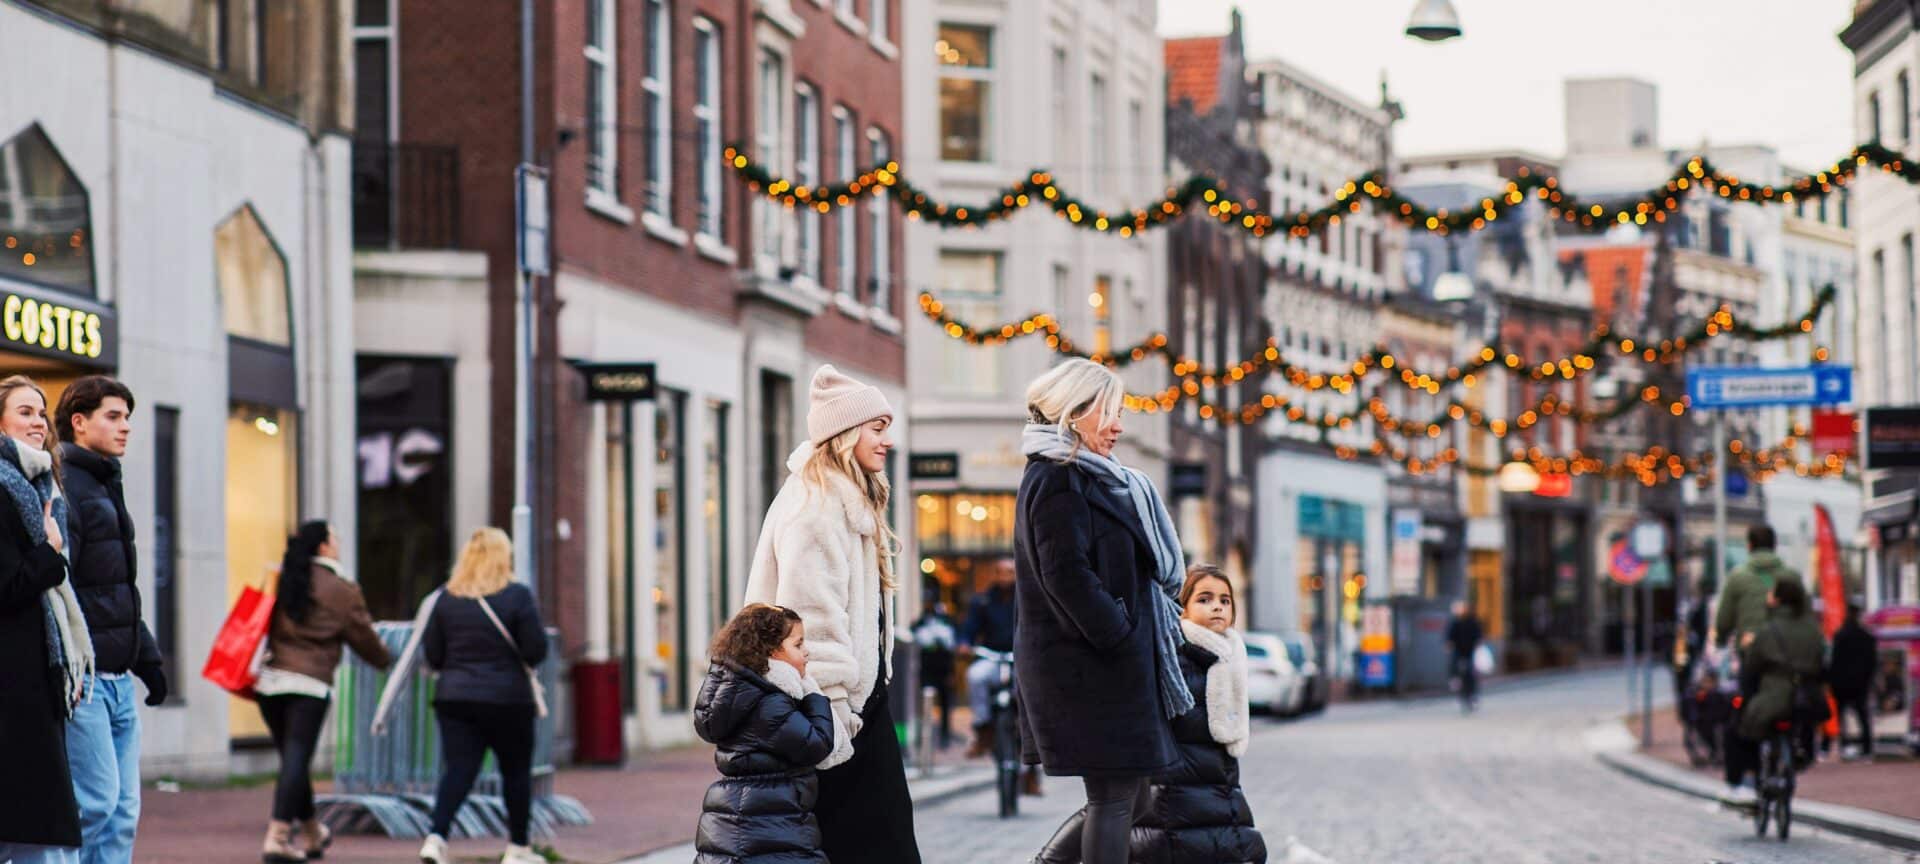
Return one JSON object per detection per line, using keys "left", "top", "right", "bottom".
{"left": 910, "top": 668, "right": 1916, "bottom": 864}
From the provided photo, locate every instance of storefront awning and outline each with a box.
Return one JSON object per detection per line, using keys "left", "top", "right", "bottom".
{"left": 1863, "top": 490, "right": 1917, "bottom": 528}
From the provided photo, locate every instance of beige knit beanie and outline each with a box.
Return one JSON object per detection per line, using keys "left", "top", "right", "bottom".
{"left": 807, "top": 364, "right": 893, "bottom": 443}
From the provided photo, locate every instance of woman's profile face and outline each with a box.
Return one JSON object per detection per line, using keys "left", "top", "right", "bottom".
{"left": 1071, "top": 402, "right": 1123, "bottom": 458}
{"left": 853, "top": 418, "right": 893, "bottom": 474}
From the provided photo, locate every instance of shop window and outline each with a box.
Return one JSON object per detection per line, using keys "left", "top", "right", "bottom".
{"left": 759, "top": 370, "right": 793, "bottom": 518}
{"left": 215, "top": 205, "right": 291, "bottom": 346}
{"left": 152, "top": 406, "right": 182, "bottom": 704}
{"left": 606, "top": 403, "right": 638, "bottom": 713}
{"left": 654, "top": 391, "right": 689, "bottom": 712}
{"left": 0, "top": 124, "right": 96, "bottom": 297}
{"left": 225, "top": 402, "right": 299, "bottom": 740}
{"left": 355, "top": 356, "right": 453, "bottom": 620}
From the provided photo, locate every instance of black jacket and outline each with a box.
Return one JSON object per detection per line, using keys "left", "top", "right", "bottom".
{"left": 1445, "top": 615, "right": 1482, "bottom": 659}
{"left": 963, "top": 586, "right": 1016, "bottom": 653}
{"left": 1013, "top": 457, "right": 1178, "bottom": 778}
{"left": 1828, "top": 620, "right": 1878, "bottom": 697}
{"left": 0, "top": 458, "right": 82, "bottom": 848}
{"left": 422, "top": 583, "right": 548, "bottom": 705}
{"left": 1131, "top": 641, "right": 1267, "bottom": 864}
{"left": 692, "top": 660, "right": 835, "bottom": 864}
{"left": 58, "top": 443, "right": 162, "bottom": 676}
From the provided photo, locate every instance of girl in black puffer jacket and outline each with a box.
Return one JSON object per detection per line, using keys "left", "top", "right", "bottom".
{"left": 1131, "top": 566, "right": 1267, "bottom": 864}
{"left": 693, "top": 604, "right": 836, "bottom": 864}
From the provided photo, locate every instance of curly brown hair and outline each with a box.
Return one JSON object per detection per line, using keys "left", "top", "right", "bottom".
{"left": 711, "top": 604, "right": 802, "bottom": 673}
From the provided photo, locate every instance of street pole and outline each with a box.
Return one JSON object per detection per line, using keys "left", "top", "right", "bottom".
{"left": 513, "top": 0, "right": 537, "bottom": 592}
{"left": 1622, "top": 581, "right": 1634, "bottom": 708}
{"left": 1641, "top": 578, "right": 1653, "bottom": 748}
{"left": 1712, "top": 412, "right": 1727, "bottom": 599}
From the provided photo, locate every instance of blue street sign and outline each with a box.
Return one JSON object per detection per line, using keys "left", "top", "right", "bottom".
{"left": 1725, "top": 469, "right": 1749, "bottom": 498}
{"left": 1685, "top": 366, "right": 1852, "bottom": 408}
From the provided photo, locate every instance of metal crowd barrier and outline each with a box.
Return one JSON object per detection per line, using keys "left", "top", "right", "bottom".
{"left": 316, "top": 622, "right": 592, "bottom": 839}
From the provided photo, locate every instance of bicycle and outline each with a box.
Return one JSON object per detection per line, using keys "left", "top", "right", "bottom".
{"left": 972, "top": 647, "right": 1021, "bottom": 818}
{"left": 1752, "top": 717, "right": 1801, "bottom": 841}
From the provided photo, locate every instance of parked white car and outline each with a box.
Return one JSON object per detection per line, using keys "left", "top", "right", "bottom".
{"left": 1243, "top": 632, "right": 1305, "bottom": 716}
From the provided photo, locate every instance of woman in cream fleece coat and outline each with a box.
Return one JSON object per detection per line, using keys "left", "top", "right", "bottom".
{"left": 741, "top": 365, "right": 921, "bottom": 864}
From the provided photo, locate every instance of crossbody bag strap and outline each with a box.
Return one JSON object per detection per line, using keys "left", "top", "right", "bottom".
{"left": 476, "top": 594, "right": 550, "bottom": 717}
{"left": 475, "top": 595, "right": 522, "bottom": 656}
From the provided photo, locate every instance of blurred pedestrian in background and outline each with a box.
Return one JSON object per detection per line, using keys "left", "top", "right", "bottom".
{"left": 1446, "top": 600, "right": 1483, "bottom": 713}
{"left": 961, "top": 559, "right": 1016, "bottom": 758}
{"left": 1827, "top": 601, "right": 1878, "bottom": 761}
{"left": 911, "top": 599, "right": 957, "bottom": 749}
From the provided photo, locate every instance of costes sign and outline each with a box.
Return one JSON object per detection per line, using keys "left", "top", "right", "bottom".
{"left": 0, "top": 280, "right": 116, "bottom": 368}
{"left": 577, "top": 362, "right": 658, "bottom": 402}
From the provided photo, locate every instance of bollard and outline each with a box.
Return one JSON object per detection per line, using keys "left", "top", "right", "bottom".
{"left": 917, "top": 686, "right": 938, "bottom": 776}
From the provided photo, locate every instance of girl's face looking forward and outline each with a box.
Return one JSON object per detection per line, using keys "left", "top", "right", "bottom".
{"left": 1182, "top": 575, "right": 1234, "bottom": 634}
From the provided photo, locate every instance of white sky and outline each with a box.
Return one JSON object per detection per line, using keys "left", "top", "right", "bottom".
{"left": 1157, "top": 1, "right": 1859, "bottom": 170}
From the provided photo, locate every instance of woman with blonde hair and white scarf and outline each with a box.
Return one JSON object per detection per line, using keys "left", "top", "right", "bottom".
{"left": 0, "top": 374, "right": 93, "bottom": 862}
{"left": 741, "top": 365, "right": 921, "bottom": 864}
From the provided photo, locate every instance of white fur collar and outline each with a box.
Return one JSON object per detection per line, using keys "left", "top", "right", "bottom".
{"left": 762, "top": 659, "right": 825, "bottom": 701}
{"left": 1180, "top": 619, "right": 1250, "bottom": 757}
{"left": 12, "top": 438, "right": 52, "bottom": 478}
{"left": 784, "top": 443, "right": 878, "bottom": 537}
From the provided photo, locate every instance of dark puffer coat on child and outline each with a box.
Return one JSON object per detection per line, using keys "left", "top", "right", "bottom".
{"left": 692, "top": 658, "right": 836, "bottom": 863}
{"left": 1130, "top": 620, "right": 1267, "bottom": 864}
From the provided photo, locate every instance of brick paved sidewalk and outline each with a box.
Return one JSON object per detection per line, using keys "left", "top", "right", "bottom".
{"left": 137, "top": 734, "right": 987, "bottom": 864}
{"left": 1633, "top": 707, "right": 1920, "bottom": 823}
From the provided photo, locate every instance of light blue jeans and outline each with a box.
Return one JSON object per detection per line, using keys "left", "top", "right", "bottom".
{"left": 66, "top": 674, "right": 142, "bottom": 864}
{"left": 0, "top": 842, "right": 79, "bottom": 863}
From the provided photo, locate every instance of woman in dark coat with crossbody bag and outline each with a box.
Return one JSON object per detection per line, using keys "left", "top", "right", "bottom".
{"left": 0, "top": 375, "right": 89, "bottom": 863}
{"left": 1017, "top": 359, "right": 1188, "bottom": 864}
{"left": 416, "top": 527, "right": 549, "bottom": 864}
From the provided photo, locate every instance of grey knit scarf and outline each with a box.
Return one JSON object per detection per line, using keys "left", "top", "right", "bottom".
{"left": 1021, "top": 424, "right": 1195, "bottom": 720}
{"left": 0, "top": 436, "right": 88, "bottom": 718}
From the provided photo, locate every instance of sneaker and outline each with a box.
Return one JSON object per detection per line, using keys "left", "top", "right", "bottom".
{"left": 1724, "top": 785, "right": 1757, "bottom": 805}
{"left": 501, "top": 844, "right": 545, "bottom": 864}
{"left": 419, "top": 834, "right": 448, "bottom": 864}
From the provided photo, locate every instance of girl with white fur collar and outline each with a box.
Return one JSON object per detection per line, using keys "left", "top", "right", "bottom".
{"left": 1130, "top": 565, "right": 1268, "bottom": 864}
{"left": 692, "top": 604, "right": 835, "bottom": 863}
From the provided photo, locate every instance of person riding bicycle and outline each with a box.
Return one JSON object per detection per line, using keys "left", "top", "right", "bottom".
{"left": 1726, "top": 578, "right": 1828, "bottom": 800}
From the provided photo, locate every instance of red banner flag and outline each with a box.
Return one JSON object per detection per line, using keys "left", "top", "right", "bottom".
{"left": 1813, "top": 503, "right": 1846, "bottom": 637}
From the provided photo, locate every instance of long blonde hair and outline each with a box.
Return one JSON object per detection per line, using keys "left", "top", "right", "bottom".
{"left": 1024, "top": 358, "right": 1123, "bottom": 458}
{"left": 448, "top": 527, "right": 514, "bottom": 598}
{"left": 801, "top": 425, "right": 899, "bottom": 592}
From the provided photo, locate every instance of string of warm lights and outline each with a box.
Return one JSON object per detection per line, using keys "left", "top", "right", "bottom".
{"left": 921, "top": 285, "right": 1836, "bottom": 410}
{"left": 1292, "top": 426, "right": 1855, "bottom": 486}
{"left": 726, "top": 143, "right": 1917, "bottom": 240}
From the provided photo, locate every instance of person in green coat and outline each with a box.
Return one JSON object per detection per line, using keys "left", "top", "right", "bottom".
{"left": 1725, "top": 578, "right": 1827, "bottom": 795}
{"left": 1713, "top": 524, "right": 1803, "bottom": 649}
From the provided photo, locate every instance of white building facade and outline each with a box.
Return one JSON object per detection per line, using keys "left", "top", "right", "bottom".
{"left": 902, "top": 0, "right": 1169, "bottom": 613}
{"left": 2, "top": 0, "right": 357, "bottom": 776}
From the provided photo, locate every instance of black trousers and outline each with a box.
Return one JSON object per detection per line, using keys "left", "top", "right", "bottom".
{"left": 259, "top": 694, "right": 330, "bottom": 822}
{"left": 1033, "top": 776, "right": 1150, "bottom": 864}
{"left": 430, "top": 701, "right": 538, "bottom": 845}
{"left": 1834, "top": 689, "right": 1874, "bottom": 752}
{"left": 1453, "top": 655, "right": 1479, "bottom": 704}
{"left": 816, "top": 681, "right": 921, "bottom": 864}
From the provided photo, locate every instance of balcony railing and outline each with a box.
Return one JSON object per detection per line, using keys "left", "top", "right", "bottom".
{"left": 353, "top": 141, "right": 461, "bottom": 250}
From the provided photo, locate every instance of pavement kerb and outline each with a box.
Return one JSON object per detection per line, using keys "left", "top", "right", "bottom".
{"left": 1583, "top": 719, "right": 1920, "bottom": 853}
{"left": 612, "top": 765, "right": 996, "bottom": 864}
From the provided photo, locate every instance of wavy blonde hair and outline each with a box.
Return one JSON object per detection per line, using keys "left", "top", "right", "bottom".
{"left": 802, "top": 424, "right": 899, "bottom": 593}
{"left": 448, "top": 527, "right": 514, "bottom": 598}
{"left": 1024, "top": 358, "right": 1124, "bottom": 458}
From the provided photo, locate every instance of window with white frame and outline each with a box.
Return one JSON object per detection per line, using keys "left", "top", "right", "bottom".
{"left": 794, "top": 83, "right": 821, "bottom": 282}
{"left": 867, "top": 127, "right": 892, "bottom": 314}
{"left": 1089, "top": 73, "right": 1108, "bottom": 196}
{"left": 937, "top": 24, "right": 992, "bottom": 162}
{"left": 588, "top": 0, "right": 621, "bottom": 198}
{"left": 834, "top": 106, "right": 859, "bottom": 300}
{"left": 1051, "top": 47, "right": 1072, "bottom": 167}
{"left": 1127, "top": 98, "right": 1143, "bottom": 188}
{"left": 936, "top": 251, "right": 1002, "bottom": 395}
{"left": 642, "top": 0, "right": 673, "bottom": 214}
{"left": 870, "top": 0, "right": 888, "bottom": 43}
{"left": 756, "top": 49, "right": 786, "bottom": 265}
{"left": 693, "top": 19, "right": 723, "bottom": 238}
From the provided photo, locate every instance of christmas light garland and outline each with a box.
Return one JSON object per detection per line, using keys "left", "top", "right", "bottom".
{"left": 726, "top": 143, "right": 1915, "bottom": 240}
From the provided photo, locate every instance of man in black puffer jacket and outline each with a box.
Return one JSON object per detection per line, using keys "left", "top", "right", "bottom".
{"left": 56, "top": 375, "right": 166, "bottom": 862}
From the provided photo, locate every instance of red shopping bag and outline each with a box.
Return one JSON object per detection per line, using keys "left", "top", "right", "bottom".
{"left": 202, "top": 584, "right": 274, "bottom": 699}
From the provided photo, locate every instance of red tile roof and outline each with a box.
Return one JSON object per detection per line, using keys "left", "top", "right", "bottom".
{"left": 1561, "top": 246, "right": 1648, "bottom": 324}
{"left": 1166, "top": 37, "right": 1225, "bottom": 115}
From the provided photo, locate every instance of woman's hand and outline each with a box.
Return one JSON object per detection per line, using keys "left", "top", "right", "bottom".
{"left": 1739, "top": 631, "right": 1755, "bottom": 650}
{"left": 42, "top": 500, "right": 62, "bottom": 553}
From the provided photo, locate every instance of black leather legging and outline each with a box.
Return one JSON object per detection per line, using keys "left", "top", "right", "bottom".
{"left": 1033, "top": 776, "right": 1149, "bottom": 864}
